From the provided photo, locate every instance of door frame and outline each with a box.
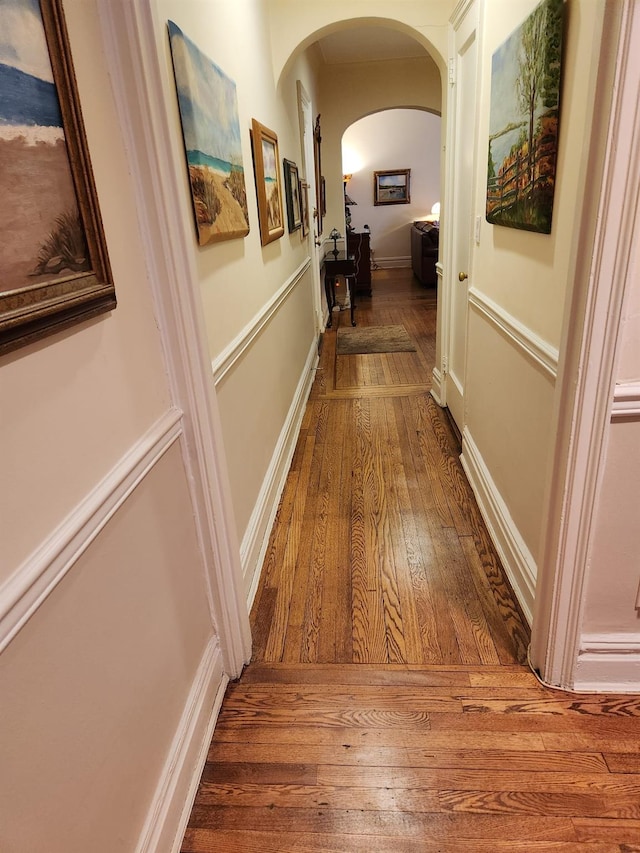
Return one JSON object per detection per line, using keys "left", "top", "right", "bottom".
{"left": 530, "top": 0, "right": 639, "bottom": 689}
{"left": 434, "top": 0, "right": 481, "bottom": 427}
{"left": 97, "top": 0, "right": 252, "bottom": 678}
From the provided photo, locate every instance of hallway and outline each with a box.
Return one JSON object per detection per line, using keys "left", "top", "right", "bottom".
{"left": 181, "top": 271, "right": 640, "bottom": 852}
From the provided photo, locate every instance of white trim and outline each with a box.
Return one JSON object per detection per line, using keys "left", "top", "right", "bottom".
{"left": 136, "top": 638, "right": 227, "bottom": 853}
{"left": 431, "top": 367, "right": 444, "bottom": 406}
{"left": 451, "top": 0, "right": 476, "bottom": 30}
{"left": 531, "top": 1, "right": 640, "bottom": 689}
{"left": 469, "top": 288, "right": 559, "bottom": 380}
{"left": 212, "top": 259, "right": 311, "bottom": 385}
{"left": 574, "top": 633, "right": 640, "bottom": 692}
{"left": 375, "top": 256, "right": 411, "bottom": 269}
{"left": 612, "top": 381, "right": 640, "bottom": 420}
{"left": 461, "top": 427, "right": 536, "bottom": 625}
{"left": 0, "top": 409, "right": 182, "bottom": 654}
{"left": 242, "top": 337, "right": 319, "bottom": 606}
{"left": 98, "top": 0, "right": 251, "bottom": 677}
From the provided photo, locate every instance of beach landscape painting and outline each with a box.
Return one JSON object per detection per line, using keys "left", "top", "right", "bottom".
{"left": 486, "top": 0, "right": 564, "bottom": 233}
{"left": 251, "top": 119, "right": 284, "bottom": 246}
{"left": 0, "top": 0, "right": 89, "bottom": 292}
{"left": 374, "top": 169, "right": 411, "bottom": 205}
{"left": 167, "top": 21, "right": 249, "bottom": 246}
{"left": 0, "top": 0, "right": 115, "bottom": 355}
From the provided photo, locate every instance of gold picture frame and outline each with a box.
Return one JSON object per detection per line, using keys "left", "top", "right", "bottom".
{"left": 0, "top": 0, "right": 115, "bottom": 356}
{"left": 251, "top": 119, "right": 284, "bottom": 246}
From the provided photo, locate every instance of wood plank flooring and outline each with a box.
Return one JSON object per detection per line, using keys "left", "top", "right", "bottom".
{"left": 182, "top": 269, "right": 640, "bottom": 852}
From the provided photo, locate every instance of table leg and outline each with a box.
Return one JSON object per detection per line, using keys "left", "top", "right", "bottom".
{"left": 347, "top": 275, "right": 356, "bottom": 325}
{"left": 325, "top": 274, "right": 335, "bottom": 328}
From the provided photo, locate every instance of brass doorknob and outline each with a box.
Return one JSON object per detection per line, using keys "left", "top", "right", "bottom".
{"left": 458, "top": 271, "right": 468, "bottom": 281}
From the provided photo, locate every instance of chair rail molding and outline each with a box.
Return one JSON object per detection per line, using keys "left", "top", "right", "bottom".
{"left": 468, "top": 288, "right": 559, "bottom": 380}
{"left": 0, "top": 408, "right": 182, "bottom": 655}
{"left": 212, "top": 258, "right": 311, "bottom": 385}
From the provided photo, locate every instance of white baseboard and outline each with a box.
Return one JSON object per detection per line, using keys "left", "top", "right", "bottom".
{"left": 461, "top": 427, "right": 536, "bottom": 625}
{"left": 137, "top": 637, "right": 227, "bottom": 853}
{"left": 241, "top": 338, "right": 319, "bottom": 606}
{"left": 431, "top": 367, "right": 444, "bottom": 406}
{"left": 574, "top": 634, "right": 640, "bottom": 691}
{"left": 376, "top": 256, "right": 411, "bottom": 269}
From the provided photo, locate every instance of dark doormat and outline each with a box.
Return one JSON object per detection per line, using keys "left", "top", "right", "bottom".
{"left": 336, "top": 324, "right": 416, "bottom": 355}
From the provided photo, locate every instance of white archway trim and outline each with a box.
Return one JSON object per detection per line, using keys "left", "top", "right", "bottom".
{"left": 531, "top": 0, "right": 640, "bottom": 690}
{"left": 97, "top": 0, "right": 252, "bottom": 677}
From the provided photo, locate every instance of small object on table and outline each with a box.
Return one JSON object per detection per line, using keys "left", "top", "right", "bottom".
{"left": 329, "top": 227, "right": 341, "bottom": 259}
{"left": 324, "top": 251, "right": 356, "bottom": 328}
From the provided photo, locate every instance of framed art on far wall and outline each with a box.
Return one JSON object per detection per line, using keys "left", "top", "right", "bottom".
{"left": 374, "top": 169, "right": 411, "bottom": 206}
{"left": 0, "top": 0, "right": 116, "bottom": 357}
{"left": 283, "top": 158, "right": 301, "bottom": 232}
{"left": 300, "top": 181, "right": 309, "bottom": 238}
{"left": 251, "top": 118, "right": 284, "bottom": 246}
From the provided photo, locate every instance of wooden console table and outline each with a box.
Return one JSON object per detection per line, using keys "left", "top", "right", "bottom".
{"left": 324, "top": 252, "right": 356, "bottom": 328}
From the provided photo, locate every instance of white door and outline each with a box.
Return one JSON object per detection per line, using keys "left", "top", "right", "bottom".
{"left": 446, "top": 2, "right": 478, "bottom": 431}
{"left": 297, "top": 82, "right": 324, "bottom": 334}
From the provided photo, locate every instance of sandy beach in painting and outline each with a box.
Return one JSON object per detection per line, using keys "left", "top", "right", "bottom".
{"left": 0, "top": 129, "right": 80, "bottom": 292}
{"left": 188, "top": 163, "right": 249, "bottom": 244}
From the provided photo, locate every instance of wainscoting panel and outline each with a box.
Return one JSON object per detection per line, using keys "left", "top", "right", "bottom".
{"left": 0, "top": 407, "right": 183, "bottom": 654}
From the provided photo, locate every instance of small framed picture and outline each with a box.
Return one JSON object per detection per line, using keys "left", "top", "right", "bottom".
{"left": 251, "top": 119, "right": 284, "bottom": 246}
{"left": 374, "top": 169, "right": 411, "bottom": 206}
{"left": 283, "top": 159, "right": 301, "bottom": 232}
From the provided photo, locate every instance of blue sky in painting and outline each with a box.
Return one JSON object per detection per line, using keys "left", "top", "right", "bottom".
{"left": 168, "top": 21, "right": 243, "bottom": 167}
{"left": 0, "top": 0, "right": 54, "bottom": 81}
{"left": 489, "top": 25, "right": 527, "bottom": 169}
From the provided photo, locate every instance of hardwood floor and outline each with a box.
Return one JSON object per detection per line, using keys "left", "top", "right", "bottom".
{"left": 182, "top": 269, "right": 640, "bottom": 852}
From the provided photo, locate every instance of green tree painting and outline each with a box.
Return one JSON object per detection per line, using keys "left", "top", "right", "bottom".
{"left": 486, "top": 0, "right": 564, "bottom": 234}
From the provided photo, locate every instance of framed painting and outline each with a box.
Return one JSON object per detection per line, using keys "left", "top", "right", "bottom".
{"left": 300, "top": 181, "right": 309, "bottom": 238}
{"left": 168, "top": 22, "right": 249, "bottom": 246}
{"left": 374, "top": 169, "right": 411, "bottom": 205}
{"left": 486, "top": 0, "right": 564, "bottom": 233}
{"left": 251, "top": 119, "right": 284, "bottom": 246}
{"left": 313, "top": 114, "right": 323, "bottom": 235}
{"left": 283, "top": 158, "right": 301, "bottom": 232}
{"left": 0, "top": 0, "right": 115, "bottom": 357}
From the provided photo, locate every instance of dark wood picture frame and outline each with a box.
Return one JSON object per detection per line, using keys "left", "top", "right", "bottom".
{"left": 313, "top": 114, "right": 323, "bottom": 236}
{"left": 373, "top": 168, "right": 411, "bottom": 206}
{"left": 0, "top": 0, "right": 115, "bottom": 357}
{"left": 300, "top": 181, "right": 309, "bottom": 238}
{"left": 251, "top": 118, "right": 284, "bottom": 246}
{"left": 283, "top": 158, "right": 301, "bottom": 232}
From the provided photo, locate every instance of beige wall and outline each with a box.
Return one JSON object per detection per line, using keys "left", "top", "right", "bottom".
{"left": 319, "top": 55, "right": 443, "bottom": 245}
{"left": 342, "top": 108, "right": 442, "bottom": 262}
{"left": 463, "top": 0, "right": 607, "bottom": 572}
{"left": 0, "top": 0, "right": 218, "bottom": 849}
{"left": 152, "top": 0, "right": 318, "bottom": 570}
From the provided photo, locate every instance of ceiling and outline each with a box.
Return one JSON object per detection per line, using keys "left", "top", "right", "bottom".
{"left": 316, "top": 27, "right": 427, "bottom": 65}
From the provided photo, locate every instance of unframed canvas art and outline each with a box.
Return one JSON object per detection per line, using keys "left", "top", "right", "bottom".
{"left": 167, "top": 21, "right": 249, "bottom": 246}
{"left": 0, "top": 0, "right": 88, "bottom": 292}
{"left": 486, "top": 0, "right": 564, "bottom": 234}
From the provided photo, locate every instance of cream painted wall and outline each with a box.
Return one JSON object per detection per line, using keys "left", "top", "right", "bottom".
{"left": 0, "top": 0, "right": 219, "bottom": 848}
{"left": 150, "top": 0, "right": 319, "bottom": 560}
{"left": 582, "top": 419, "right": 640, "bottom": 636}
{"left": 342, "top": 109, "right": 441, "bottom": 263}
{"left": 0, "top": 445, "right": 212, "bottom": 853}
{"left": 267, "top": 0, "right": 453, "bottom": 85}
{"left": 463, "top": 0, "right": 607, "bottom": 566}
{"left": 319, "top": 55, "right": 443, "bottom": 246}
